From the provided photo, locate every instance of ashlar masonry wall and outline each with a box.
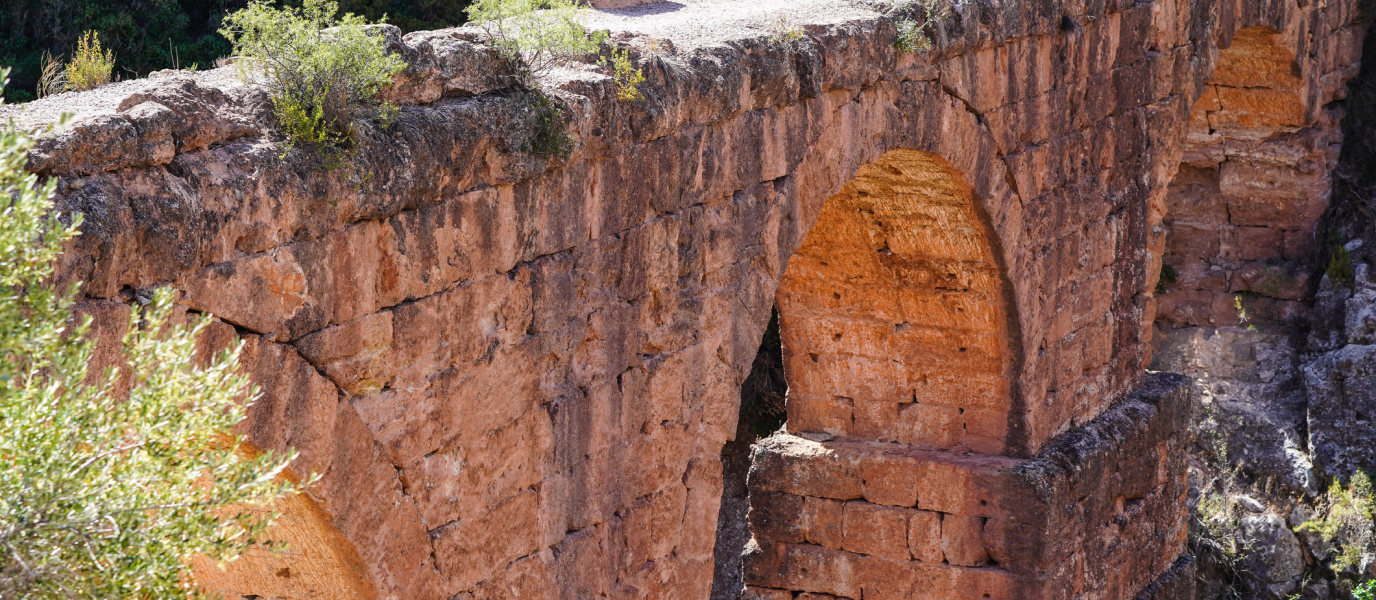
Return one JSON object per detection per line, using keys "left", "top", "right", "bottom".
{"left": 1156, "top": 0, "right": 1367, "bottom": 327}
{"left": 4, "top": 0, "right": 1361, "bottom": 596}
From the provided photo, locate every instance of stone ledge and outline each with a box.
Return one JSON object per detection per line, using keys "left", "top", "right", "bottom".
{"left": 745, "top": 372, "right": 1192, "bottom": 599}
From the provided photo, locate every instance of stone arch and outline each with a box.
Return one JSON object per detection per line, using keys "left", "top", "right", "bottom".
{"left": 1193, "top": 26, "right": 1308, "bottom": 139}
{"left": 188, "top": 454, "right": 377, "bottom": 600}
{"left": 776, "top": 149, "right": 1014, "bottom": 454}
{"left": 1157, "top": 25, "right": 1326, "bottom": 328}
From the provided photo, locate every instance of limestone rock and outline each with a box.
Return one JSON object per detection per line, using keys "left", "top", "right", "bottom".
{"left": 1304, "top": 344, "right": 1376, "bottom": 479}
{"left": 1240, "top": 514, "right": 1304, "bottom": 599}
{"left": 115, "top": 76, "right": 263, "bottom": 152}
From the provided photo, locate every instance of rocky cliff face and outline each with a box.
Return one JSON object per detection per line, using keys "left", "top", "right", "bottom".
{"left": 4, "top": 0, "right": 1368, "bottom": 598}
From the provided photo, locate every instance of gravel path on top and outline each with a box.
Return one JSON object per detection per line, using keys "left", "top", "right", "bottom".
{"left": 0, "top": 66, "right": 245, "bottom": 132}
{"left": 1, "top": 0, "right": 880, "bottom": 130}
{"left": 588, "top": 0, "right": 879, "bottom": 50}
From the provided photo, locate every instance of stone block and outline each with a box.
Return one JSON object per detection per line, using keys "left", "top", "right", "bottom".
{"left": 852, "top": 397, "right": 900, "bottom": 441}
{"left": 749, "top": 435, "right": 864, "bottom": 500}
{"left": 859, "top": 452, "right": 921, "bottom": 507}
{"left": 786, "top": 392, "right": 855, "bottom": 437}
{"left": 853, "top": 556, "right": 921, "bottom": 600}
{"left": 895, "top": 402, "right": 963, "bottom": 449}
{"left": 744, "top": 541, "right": 861, "bottom": 599}
{"left": 941, "top": 515, "right": 991, "bottom": 566}
{"left": 801, "top": 496, "right": 846, "bottom": 548}
{"left": 742, "top": 586, "right": 793, "bottom": 600}
{"left": 617, "top": 482, "right": 688, "bottom": 569}
{"left": 750, "top": 492, "right": 806, "bottom": 543}
{"left": 907, "top": 510, "right": 944, "bottom": 563}
{"left": 1283, "top": 228, "right": 1319, "bottom": 261}
{"left": 1229, "top": 262, "right": 1309, "bottom": 300}
{"left": 295, "top": 311, "right": 396, "bottom": 396}
{"left": 431, "top": 490, "right": 543, "bottom": 591}
{"left": 907, "top": 371, "right": 1008, "bottom": 410}
{"left": 841, "top": 501, "right": 912, "bottom": 560}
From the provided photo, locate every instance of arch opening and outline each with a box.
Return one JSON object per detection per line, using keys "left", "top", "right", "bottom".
{"left": 188, "top": 456, "right": 376, "bottom": 600}
{"left": 1157, "top": 25, "right": 1324, "bottom": 328}
{"left": 775, "top": 149, "right": 1013, "bottom": 455}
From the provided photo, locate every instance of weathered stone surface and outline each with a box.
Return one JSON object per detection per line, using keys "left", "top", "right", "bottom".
{"left": 382, "top": 25, "right": 520, "bottom": 105}
{"left": 1158, "top": 17, "right": 1365, "bottom": 328}
{"left": 746, "top": 374, "right": 1192, "bottom": 599}
{"left": 1151, "top": 325, "right": 1318, "bottom": 495}
{"left": 16, "top": 0, "right": 1364, "bottom": 593}
{"left": 1240, "top": 514, "right": 1306, "bottom": 598}
{"left": 1304, "top": 343, "right": 1376, "bottom": 479}
{"left": 1132, "top": 556, "right": 1196, "bottom": 600}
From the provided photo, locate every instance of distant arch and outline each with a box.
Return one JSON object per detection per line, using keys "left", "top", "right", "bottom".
{"left": 775, "top": 149, "right": 1014, "bottom": 454}
{"left": 189, "top": 451, "right": 376, "bottom": 600}
{"left": 1194, "top": 26, "right": 1307, "bottom": 138}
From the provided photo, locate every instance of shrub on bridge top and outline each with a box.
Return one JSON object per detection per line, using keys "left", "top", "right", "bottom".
{"left": 219, "top": 0, "right": 406, "bottom": 162}
{"left": 0, "top": 70, "right": 302, "bottom": 599}
{"left": 466, "top": 0, "right": 606, "bottom": 79}
{"left": 883, "top": 0, "right": 946, "bottom": 53}
{"left": 63, "top": 31, "right": 116, "bottom": 92}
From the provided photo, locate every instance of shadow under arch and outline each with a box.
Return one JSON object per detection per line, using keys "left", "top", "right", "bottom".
{"left": 776, "top": 149, "right": 1017, "bottom": 455}
{"left": 188, "top": 446, "right": 377, "bottom": 600}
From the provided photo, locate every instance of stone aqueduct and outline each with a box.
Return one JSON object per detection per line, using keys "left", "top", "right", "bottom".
{"left": 7, "top": 0, "right": 1367, "bottom": 596}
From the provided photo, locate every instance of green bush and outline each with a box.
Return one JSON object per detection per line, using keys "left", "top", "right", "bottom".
{"left": 1299, "top": 472, "right": 1375, "bottom": 573}
{"left": 220, "top": 0, "right": 406, "bottom": 159}
{"left": 599, "top": 46, "right": 644, "bottom": 101}
{"left": 886, "top": 0, "right": 946, "bottom": 53}
{"left": 1355, "top": 579, "right": 1376, "bottom": 600}
{"left": 64, "top": 31, "right": 115, "bottom": 91}
{"left": 1329, "top": 244, "right": 1356, "bottom": 288}
{"left": 465, "top": 0, "right": 605, "bottom": 79}
{"left": 0, "top": 70, "right": 301, "bottom": 599}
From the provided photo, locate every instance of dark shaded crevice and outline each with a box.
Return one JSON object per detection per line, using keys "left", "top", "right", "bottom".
{"left": 710, "top": 307, "right": 788, "bottom": 600}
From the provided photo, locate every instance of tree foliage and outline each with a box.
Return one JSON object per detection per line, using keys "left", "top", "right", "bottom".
{"left": 220, "top": 0, "right": 407, "bottom": 157}
{"left": 0, "top": 0, "right": 241, "bottom": 102}
{"left": 0, "top": 70, "right": 300, "bottom": 599}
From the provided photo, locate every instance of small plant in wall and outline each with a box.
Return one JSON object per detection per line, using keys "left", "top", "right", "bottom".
{"left": 1233, "top": 295, "right": 1257, "bottom": 331}
{"left": 466, "top": 0, "right": 617, "bottom": 159}
{"left": 884, "top": 0, "right": 948, "bottom": 53}
{"left": 599, "top": 46, "right": 645, "bottom": 101}
{"left": 1298, "top": 473, "right": 1376, "bottom": 576}
{"left": 523, "top": 89, "right": 575, "bottom": 158}
{"left": 770, "top": 14, "right": 807, "bottom": 43}
{"left": 220, "top": 0, "right": 406, "bottom": 165}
